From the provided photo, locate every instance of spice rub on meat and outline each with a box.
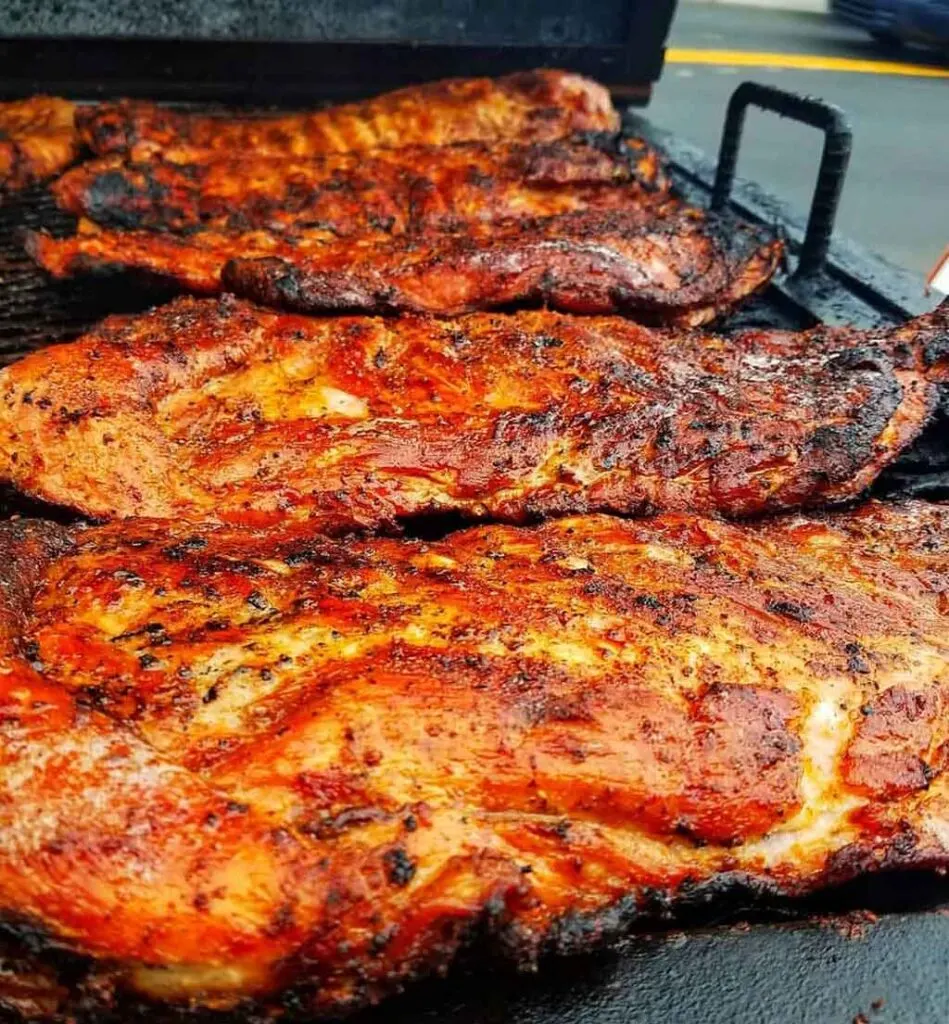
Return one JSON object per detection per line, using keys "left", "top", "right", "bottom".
{"left": 219, "top": 207, "right": 780, "bottom": 321}
{"left": 49, "top": 134, "right": 668, "bottom": 235}
{"left": 0, "top": 501, "right": 946, "bottom": 1017}
{"left": 76, "top": 70, "right": 620, "bottom": 159}
{"left": 28, "top": 205, "right": 780, "bottom": 323}
{"left": 0, "top": 296, "right": 945, "bottom": 527}
{"left": 0, "top": 96, "right": 78, "bottom": 192}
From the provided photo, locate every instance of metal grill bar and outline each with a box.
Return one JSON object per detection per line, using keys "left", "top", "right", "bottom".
{"left": 711, "top": 82, "right": 852, "bottom": 279}
{"left": 0, "top": 186, "right": 166, "bottom": 363}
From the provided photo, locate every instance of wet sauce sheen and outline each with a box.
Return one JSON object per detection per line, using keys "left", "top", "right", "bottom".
{"left": 0, "top": 502, "right": 946, "bottom": 1014}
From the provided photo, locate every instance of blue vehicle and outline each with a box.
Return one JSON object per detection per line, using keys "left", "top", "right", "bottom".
{"left": 831, "top": 0, "right": 949, "bottom": 49}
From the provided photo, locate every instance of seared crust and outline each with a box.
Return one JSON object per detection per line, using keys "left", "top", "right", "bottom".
{"left": 76, "top": 71, "right": 619, "bottom": 158}
{"left": 0, "top": 296, "right": 945, "bottom": 526}
{"left": 37, "top": 115, "right": 783, "bottom": 322}
{"left": 221, "top": 208, "right": 782, "bottom": 322}
{"left": 50, "top": 134, "right": 668, "bottom": 234}
{"left": 27, "top": 221, "right": 234, "bottom": 295}
{"left": 0, "top": 501, "right": 947, "bottom": 1017}
{"left": 0, "top": 97, "right": 78, "bottom": 192}
{"left": 29, "top": 206, "right": 781, "bottom": 323}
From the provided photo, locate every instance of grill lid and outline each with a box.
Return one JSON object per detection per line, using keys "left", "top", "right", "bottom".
{"left": 0, "top": 0, "right": 677, "bottom": 102}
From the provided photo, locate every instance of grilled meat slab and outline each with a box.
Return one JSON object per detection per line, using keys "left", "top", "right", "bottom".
{"left": 51, "top": 134, "right": 668, "bottom": 235}
{"left": 0, "top": 97, "right": 78, "bottom": 192}
{"left": 28, "top": 218, "right": 279, "bottom": 294}
{"left": 0, "top": 296, "right": 945, "bottom": 527}
{"left": 77, "top": 71, "right": 619, "bottom": 159}
{"left": 221, "top": 208, "right": 781, "bottom": 320}
{"left": 28, "top": 206, "right": 781, "bottom": 322}
{"left": 0, "top": 501, "right": 947, "bottom": 1017}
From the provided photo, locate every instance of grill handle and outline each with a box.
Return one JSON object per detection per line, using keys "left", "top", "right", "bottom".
{"left": 710, "top": 81, "right": 852, "bottom": 279}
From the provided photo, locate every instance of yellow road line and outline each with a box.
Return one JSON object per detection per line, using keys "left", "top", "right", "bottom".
{"left": 666, "top": 47, "right": 949, "bottom": 78}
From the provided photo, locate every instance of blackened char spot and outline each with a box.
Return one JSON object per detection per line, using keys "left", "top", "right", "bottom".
{"left": 766, "top": 600, "right": 812, "bottom": 623}
{"left": 827, "top": 346, "right": 887, "bottom": 373}
{"left": 301, "top": 806, "right": 387, "bottom": 840}
{"left": 85, "top": 168, "right": 174, "bottom": 230}
{"left": 844, "top": 641, "right": 872, "bottom": 674}
{"left": 804, "top": 358, "right": 903, "bottom": 484}
{"left": 383, "top": 846, "right": 417, "bottom": 887}
{"left": 161, "top": 536, "right": 207, "bottom": 560}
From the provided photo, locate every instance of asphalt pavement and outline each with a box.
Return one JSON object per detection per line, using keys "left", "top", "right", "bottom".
{"left": 644, "top": 3, "right": 948, "bottom": 277}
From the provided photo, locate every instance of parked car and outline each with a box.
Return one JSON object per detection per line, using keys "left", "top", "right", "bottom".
{"left": 831, "top": 0, "right": 949, "bottom": 49}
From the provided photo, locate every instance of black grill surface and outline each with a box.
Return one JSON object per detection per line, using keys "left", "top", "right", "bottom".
{"left": 0, "top": 186, "right": 91, "bottom": 360}
{"left": 0, "top": 186, "right": 184, "bottom": 361}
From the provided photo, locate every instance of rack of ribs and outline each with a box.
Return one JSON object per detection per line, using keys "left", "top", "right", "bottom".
{"left": 0, "top": 500, "right": 946, "bottom": 1016}
{"left": 49, "top": 134, "right": 669, "bottom": 235}
{"left": 0, "top": 296, "right": 944, "bottom": 527}
{"left": 0, "top": 96, "right": 79, "bottom": 192}
{"left": 28, "top": 206, "right": 781, "bottom": 322}
{"left": 77, "top": 70, "right": 620, "bottom": 159}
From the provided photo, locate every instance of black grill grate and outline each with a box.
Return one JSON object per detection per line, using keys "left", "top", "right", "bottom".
{"left": 0, "top": 185, "right": 179, "bottom": 364}
{"left": 0, "top": 186, "right": 88, "bottom": 361}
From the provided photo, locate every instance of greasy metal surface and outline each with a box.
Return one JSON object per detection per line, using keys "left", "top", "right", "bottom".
{"left": 351, "top": 904, "right": 949, "bottom": 1024}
